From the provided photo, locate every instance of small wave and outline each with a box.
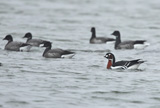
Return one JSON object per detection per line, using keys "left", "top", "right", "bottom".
{"left": 6, "top": 100, "right": 29, "bottom": 104}
{"left": 148, "top": 26, "right": 160, "bottom": 30}
{"left": 151, "top": 97, "right": 160, "bottom": 101}
{"left": 69, "top": 49, "right": 110, "bottom": 53}
{"left": 129, "top": 100, "right": 144, "bottom": 104}
{"left": 111, "top": 90, "right": 133, "bottom": 94}
{"left": 54, "top": 39, "right": 73, "bottom": 42}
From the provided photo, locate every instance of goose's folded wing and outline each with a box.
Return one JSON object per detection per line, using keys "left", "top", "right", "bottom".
{"left": 27, "top": 39, "right": 44, "bottom": 46}
{"left": 113, "top": 61, "right": 128, "bottom": 67}
{"left": 46, "top": 51, "right": 61, "bottom": 58}
{"left": 44, "top": 48, "right": 63, "bottom": 58}
{"left": 5, "top": 42, "right": 25, "bottom": 50}
{"left": 118, "top": 41, "right": 135, "bottom": 49}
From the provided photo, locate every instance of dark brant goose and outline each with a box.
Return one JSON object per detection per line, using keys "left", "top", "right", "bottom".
{"left": 90, "top": 27, "right": 115, "bottom": 44}
{"left": 104, "top": 53, "right": 144, "bottom": 70}
{"left": 111, "top": 30, "right": 149, "bottom": 49}
{"left": 42, "top": 41, "right": 75, "bottom": 58}
{"left": 3, "top": 35, "right": 29, "bottom": 51}
{"left": 23, "top": 32, "right": 48, "bottom": 47}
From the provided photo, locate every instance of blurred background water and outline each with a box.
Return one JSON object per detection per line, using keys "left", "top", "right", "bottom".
{"left": 0, "top": 0, "right": 160, "bottom": 108}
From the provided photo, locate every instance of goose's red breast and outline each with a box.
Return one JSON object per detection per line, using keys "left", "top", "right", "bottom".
{"left": 107, "top": 60, "right": 112, "bottom": 69}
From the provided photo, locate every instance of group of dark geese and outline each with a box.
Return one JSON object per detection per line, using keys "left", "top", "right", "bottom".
{"left": 1, "top": 27, "right": 149, "bottom": 69}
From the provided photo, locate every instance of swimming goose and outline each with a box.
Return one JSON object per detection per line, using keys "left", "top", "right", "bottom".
{"left": 111, "top": 30, "right": 148, "bottom": 49}
{"left": 90, "top": 27, "right": 115, "bottom": 44}
{"left": 104, "top": 53, "right": 144, "bottom": 70}
{"left": 42, "top": 41, "right": 75, "bottom": 58}
{"left": 23, "top": 32, "right": 48, "bottom": 47}
{"left": 3, "top": 35, "right": 29, "bottom": 51}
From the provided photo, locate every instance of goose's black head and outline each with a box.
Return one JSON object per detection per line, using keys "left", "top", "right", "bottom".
{"left": 111, "top": 30, "right": 120, "bottom": 37}
{"left": 23, "top": 32, "right": 32, "bottom": 39}
{"left": 104, "top": 53, "right": 115, "bottom": 59}
{"left": 91, "top": 27, "right": 95, "bottom": 32}
{"left": 104, "top": 52, "right": 116, "bottom": 64}
{"left": 42, "top": 41, "right": 52, "bottom": 48}
{"left": 3, "top": 35, "right": 13, "bottom": 41}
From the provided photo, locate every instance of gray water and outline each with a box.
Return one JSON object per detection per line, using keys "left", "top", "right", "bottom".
{"left": 0, "top": 0, "right": 160, "bottom": 108}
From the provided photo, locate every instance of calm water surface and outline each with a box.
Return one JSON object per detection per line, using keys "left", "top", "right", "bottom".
{"left": 0, "top": 0, "right": 160, "bottom": 108}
